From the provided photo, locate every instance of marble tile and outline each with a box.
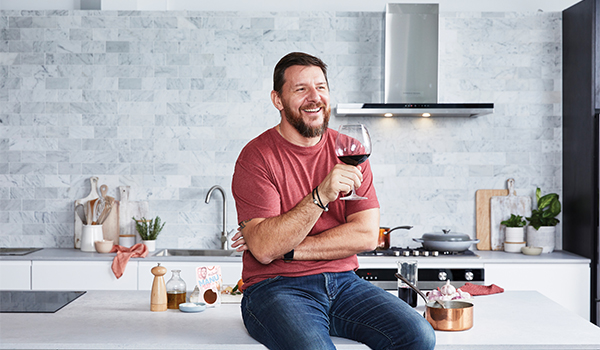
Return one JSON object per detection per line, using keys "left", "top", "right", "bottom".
{"left": 0, "top": 9, "right": 564, "bottom": 248}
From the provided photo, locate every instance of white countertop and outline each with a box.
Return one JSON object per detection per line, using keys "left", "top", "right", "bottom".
{"left": 1, "top": 290, "right": 599, "bottom": 349}
{"left": 0, "top": 248, "right": 591, "bottom": 265}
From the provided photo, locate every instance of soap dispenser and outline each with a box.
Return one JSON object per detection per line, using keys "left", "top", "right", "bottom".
{"left": 150, "top": 263, "right": 167, "bottom": 312}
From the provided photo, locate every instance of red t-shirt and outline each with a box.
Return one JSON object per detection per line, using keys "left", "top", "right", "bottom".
{"left": 232, "top": 127, "right": 379, "bottom": 289}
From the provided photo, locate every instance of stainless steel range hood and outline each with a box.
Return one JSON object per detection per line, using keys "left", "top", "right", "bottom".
{"left": 336, "top": 4, "right": 494, "bottom": 118}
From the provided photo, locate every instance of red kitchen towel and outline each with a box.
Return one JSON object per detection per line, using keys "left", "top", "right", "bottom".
{"left": 110, "top": 243, "right": 148, "bottom": 279}
{"left": 460, "top": 282, "right": 504, "bottom": 296}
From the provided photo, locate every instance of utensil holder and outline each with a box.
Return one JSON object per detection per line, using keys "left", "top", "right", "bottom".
{"left": 81, "top": 225, "right": 103, "bottom": 252}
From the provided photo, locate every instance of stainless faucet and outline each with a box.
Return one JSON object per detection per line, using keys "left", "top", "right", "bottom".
{"left": 205, "top": 185, "right": 228, "bottom": 250}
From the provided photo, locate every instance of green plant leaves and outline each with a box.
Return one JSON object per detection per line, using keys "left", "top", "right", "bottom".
{"left": 132, "top": 216, "right": 165, "bottom": 241}
{"left": 501, "top": 214, "right": 526, "bottom": 227}
{"left": 526, "top": 188, "right": 560, "bottom": 230}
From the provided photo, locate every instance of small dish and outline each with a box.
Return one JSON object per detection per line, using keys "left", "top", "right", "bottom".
{"left": 521, "top": 246, "right": 543, "bottom": 256}
{"left": 179, "top": 302, "right": 206, "bottom": 313}
{"left": 94, "top": 240, "right": 114, "bottom": 253}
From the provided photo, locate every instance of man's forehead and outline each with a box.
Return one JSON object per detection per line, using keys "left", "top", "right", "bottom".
{"left": 284, "top": 65, "right": 327, "bottom": 84}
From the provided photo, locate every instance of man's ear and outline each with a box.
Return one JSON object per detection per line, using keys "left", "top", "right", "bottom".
{"left": 271, "top": 90, "right": 284, "bottom": 111}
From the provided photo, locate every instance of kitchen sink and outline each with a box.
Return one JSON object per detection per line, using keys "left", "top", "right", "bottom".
{"left": 153, "top": 249, "right": 241, "bottom": 257}
{"left": 0, "top": 248, "right": 42, "bottom": 256}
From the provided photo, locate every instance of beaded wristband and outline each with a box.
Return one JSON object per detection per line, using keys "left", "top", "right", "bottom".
{"left": 312, "top": 187, "right": 329, "bottom": 212}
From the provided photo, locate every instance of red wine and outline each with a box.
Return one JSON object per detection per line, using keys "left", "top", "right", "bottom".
{"left": 398, "top": 288, "right": 418, "bottom": 307}
{"left": 338, "top": 154, "right": 370, "bottom": 166}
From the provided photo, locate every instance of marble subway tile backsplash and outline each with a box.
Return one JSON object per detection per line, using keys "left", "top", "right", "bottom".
{"left": 0, "top": 10, "right": 562, "bottom": 250}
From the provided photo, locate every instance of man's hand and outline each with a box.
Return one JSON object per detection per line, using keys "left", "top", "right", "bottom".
{"left": 317, "top": 164, "right": 363, "bottom": 203}
{"left": 231, "top": 224, "right": 249, "bottom": 252}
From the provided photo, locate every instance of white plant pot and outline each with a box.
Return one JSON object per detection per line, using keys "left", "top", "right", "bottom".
{"left": 142, "top": 240, "right": 156, "bottom": 252}
{"left": 526, "top": 226, "right": 556, "bottom": 253}
{"left": 505, "top": 227, "right": 525, "bottom": 243}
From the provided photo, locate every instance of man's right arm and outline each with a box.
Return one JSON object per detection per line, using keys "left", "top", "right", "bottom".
{"left": 237, "top": 163, "right": 367, "bottom": 264}
{"left": 238, "top": 191, "right": 323, "bottom": 264}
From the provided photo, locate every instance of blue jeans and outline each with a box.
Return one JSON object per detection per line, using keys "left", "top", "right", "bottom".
{"left": 241, "top": 271, "right": 436, "bottom": 350}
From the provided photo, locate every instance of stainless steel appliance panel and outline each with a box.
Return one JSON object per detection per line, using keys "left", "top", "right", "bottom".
{"left": 385, "top": 3, "right": 439, "bottom": 104}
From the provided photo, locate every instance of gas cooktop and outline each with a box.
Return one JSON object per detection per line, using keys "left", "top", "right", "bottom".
{"left": 358, "top": 247, "right": 478, "bottom": 257}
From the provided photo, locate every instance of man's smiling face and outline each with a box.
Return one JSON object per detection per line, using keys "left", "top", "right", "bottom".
{"left": 277, "top": 65, "right": 331, "bottom": 138}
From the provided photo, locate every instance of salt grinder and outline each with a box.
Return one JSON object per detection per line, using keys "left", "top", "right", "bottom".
{"left": 150, "top": 263, "right": 167, "bottom": 312}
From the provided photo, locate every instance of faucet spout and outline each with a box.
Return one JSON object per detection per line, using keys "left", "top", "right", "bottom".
{"left": 205, "top": 185, "right": 228, "bottom": 250}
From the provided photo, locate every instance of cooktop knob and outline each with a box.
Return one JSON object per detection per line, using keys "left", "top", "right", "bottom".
{"left": 423, "top": 251, "right": 430, "bottom": 257}
{"left": 465, "top": 271, "right": 474, "bottom": 281}
{"left": 432, "top": 251, "right": 439, "bottom": 257}
{"left": 412, "top": 250, "right": 420, "bottom": 256}
{"left": 403, "top": 251, "right": 410, "bottom": 257}
{"left": 438, "top": 271, "right": 447, "bottom": 281}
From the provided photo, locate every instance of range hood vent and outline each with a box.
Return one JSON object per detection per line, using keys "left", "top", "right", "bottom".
{"left": 336, "top": 4, "right": 493, "bottom": 118}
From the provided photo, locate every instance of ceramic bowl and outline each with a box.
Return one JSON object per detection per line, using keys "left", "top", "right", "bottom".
{"left": 504, "top": 241, "right": 525, "bottom": 253}
{"left": 521, "top": 246, "right": 543, "bottom": 256}
{"left": 94, "top": 240, "right": 114, "bottom": 253}
{"left": 179, "top": 302, "right": 206, "bottom": 313}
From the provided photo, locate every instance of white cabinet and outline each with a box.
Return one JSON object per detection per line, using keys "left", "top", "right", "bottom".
{"left": 32, "top": 261, "right": 138, "bottom": 290}
{"left": 0, "top": 260, "right": 31, "bottom": 290}
{"left": 138, "top": 261, "right": 243, "bottom": 291}
{"left": 484, "top": 263, "right": 590, "bottom": 320}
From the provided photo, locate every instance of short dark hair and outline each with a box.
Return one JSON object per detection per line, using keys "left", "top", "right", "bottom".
{"left": 273, "top": 52, "right": 328, "bottom": 94}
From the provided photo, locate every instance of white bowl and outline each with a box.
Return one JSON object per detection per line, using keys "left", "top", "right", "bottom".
{"left": 179, "top": 302, "right": 206, "bottom": 313}
{"left": 521, "top": 246, "right": 543, "bottom": 256}
{"left": 94, "top": 240, "right": 114, "bottom": 253}
{"left": 504, "top": 241, "right": 525, "bottom": 253}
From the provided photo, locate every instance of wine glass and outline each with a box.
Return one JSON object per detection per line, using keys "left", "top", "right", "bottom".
{"left": 335, "top": 124, "right": 372, "bottom": 200}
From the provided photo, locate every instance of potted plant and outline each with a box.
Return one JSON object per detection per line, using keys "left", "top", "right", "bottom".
{"left": 525, "top": 188, "right": 561, "bottom": 253}
{"left": 133, "top": 216, "right": 165, "bottom": 252}
{"left": 501, "top": 214, "right": 526, "bottom": 243}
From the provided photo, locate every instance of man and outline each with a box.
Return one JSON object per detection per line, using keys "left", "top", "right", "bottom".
{"left": 231, "top": 52, "right": 435, "bottom": 350}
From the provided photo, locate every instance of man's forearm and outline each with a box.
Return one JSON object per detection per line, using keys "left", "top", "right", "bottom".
{"left": 242, "top": 192, "right": 325, "bottom": 264}
{"left": 293, "top": 208, "right": 380, "bottom": 261}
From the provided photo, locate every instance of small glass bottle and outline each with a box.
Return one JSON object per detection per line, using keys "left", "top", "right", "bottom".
{"left": 166, "top": 269, "right": 186, "bottom": 309}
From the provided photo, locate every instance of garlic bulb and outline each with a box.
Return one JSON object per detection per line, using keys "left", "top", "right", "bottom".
{"left": 439, "top": 280, "right": 456, "bottom": 295}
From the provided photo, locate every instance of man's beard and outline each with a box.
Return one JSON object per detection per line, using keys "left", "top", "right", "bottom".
{"left": 283, "top": 103, "right": 331, "bottom": 138}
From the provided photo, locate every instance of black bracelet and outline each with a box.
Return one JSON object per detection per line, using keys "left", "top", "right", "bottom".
{"left": 312, "top": 186, "right": 329, "bottom": 212}
{"left": 283, "top": 249, "right": 294, "bottom": 262}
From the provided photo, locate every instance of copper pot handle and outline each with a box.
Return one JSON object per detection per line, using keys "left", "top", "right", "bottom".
{"left": 387, "top": 226, "right": 413, "bottom": 234}
{"left": 395, "top": 272, "right": 445, "bottom": 309}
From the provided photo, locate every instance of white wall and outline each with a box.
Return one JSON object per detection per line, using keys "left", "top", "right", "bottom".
{"left": 0, "top": 0, "right": 583, "bottom": 12}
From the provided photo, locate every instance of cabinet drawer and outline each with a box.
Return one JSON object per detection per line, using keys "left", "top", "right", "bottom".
{"left": 32, "top": 261, "right": 138, "bottom": 290}
{"left": 0, "top": 261, "right": 31, "bottom": 290}
{"left": 485, "top": 263, "right": 590, "bottom": 320}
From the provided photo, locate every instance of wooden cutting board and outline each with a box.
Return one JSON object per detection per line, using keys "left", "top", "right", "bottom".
{"left": 118, "top": 186, "right": 149, "bottom": 243}
{"left": 476, "top": 188, "right": 509, "bottom": 250}
{"left": 74, "top": 176, "right": 99, "bottom": 248}
{"left": 99, "top": 184, "right": 120, "bottom": 244}
{"left": 490, "top": 178, "right": 532, "bottom": 251}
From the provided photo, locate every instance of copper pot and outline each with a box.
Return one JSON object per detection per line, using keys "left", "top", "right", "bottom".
{"left": 395, "top": 273, "right": 474, "bottom": 331}
{"left": 378, "top": 226, "right": 412, "bottom": 250}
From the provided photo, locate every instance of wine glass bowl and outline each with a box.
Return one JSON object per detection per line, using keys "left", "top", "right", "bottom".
{"left": 335, "top": 124, "right": 372, "bottom": 200}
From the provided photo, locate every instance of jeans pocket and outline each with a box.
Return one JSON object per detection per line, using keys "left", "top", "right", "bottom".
{"left": 243, "top": 276, "right": 281, "bottom": 301}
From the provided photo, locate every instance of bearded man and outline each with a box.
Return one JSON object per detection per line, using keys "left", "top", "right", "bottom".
{"left": 230, "top": 52, "right": 436, "bottom": 350}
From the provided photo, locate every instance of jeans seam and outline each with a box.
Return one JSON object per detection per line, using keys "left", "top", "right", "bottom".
{"left": 329, "top": 312, "right": 397, "bottom": 350}
{"left": 243, "top": 300, "right": 283, "bottom": 349}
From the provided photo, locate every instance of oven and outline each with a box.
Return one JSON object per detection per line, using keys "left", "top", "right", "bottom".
{"left": 356, "top": 247, "right": 485, "bottom": 291}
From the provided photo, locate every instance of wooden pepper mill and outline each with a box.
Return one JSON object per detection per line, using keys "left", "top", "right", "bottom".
{"left": 150, "top": 263, "right": 167, "bottom": 312}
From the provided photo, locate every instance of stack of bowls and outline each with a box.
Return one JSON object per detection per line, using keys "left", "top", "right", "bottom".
{"left": 504, "top": 227, "right": 525, "bottom": 253}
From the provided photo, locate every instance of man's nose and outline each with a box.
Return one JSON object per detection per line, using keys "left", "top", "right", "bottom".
{"left": 306, "top": 86, "right": 320, "bottom": 102}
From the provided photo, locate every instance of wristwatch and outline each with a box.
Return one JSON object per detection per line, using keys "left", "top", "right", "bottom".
{"left": 283, "top": 249, "right": 294, "bottom": 262}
